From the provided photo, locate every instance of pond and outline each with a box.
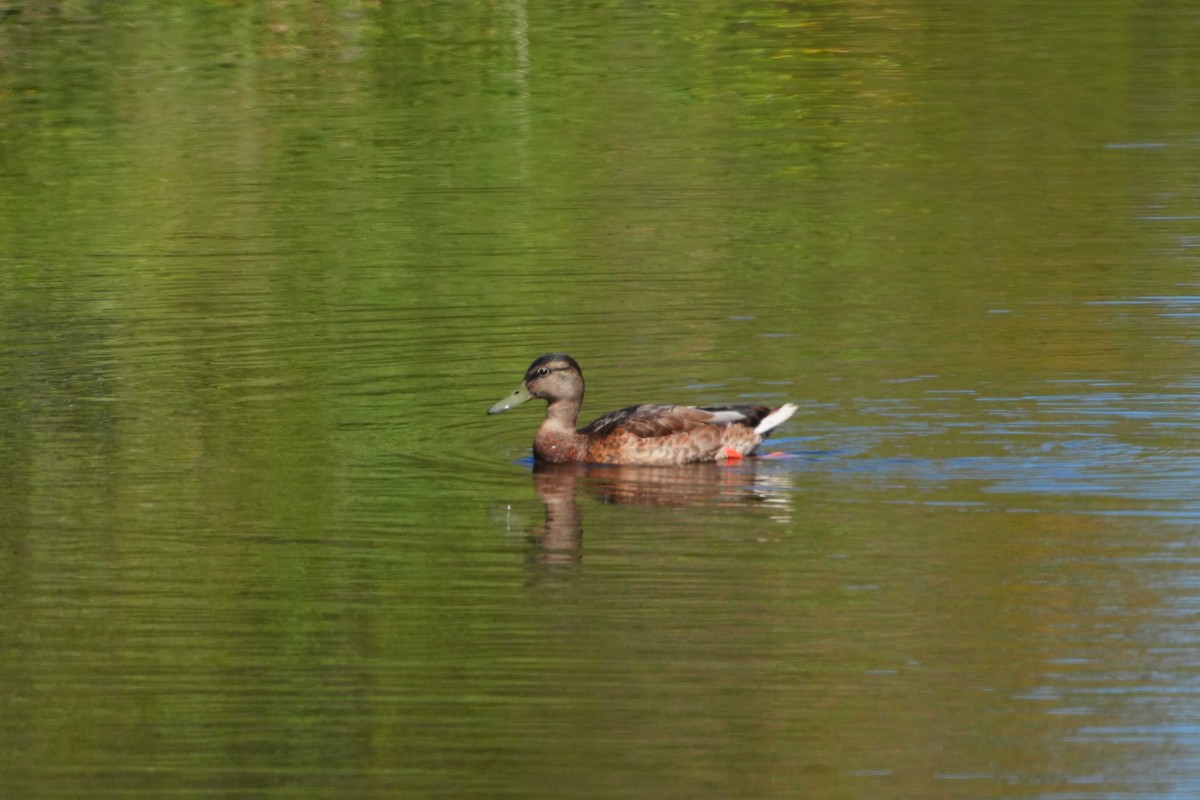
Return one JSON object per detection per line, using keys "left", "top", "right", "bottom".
{"left": 2, "top": 1, "right": 1200, "bottom": 798}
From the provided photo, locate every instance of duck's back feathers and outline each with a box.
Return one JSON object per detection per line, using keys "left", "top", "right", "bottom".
{"left": 581, "top": 404, "right": 772, "bottom": 438}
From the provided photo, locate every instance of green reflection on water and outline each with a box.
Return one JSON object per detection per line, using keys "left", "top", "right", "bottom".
{"left": 2, "top": 1, "right": 1199, "bottom": 798}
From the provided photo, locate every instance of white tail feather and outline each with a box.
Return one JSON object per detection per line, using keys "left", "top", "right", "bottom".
{"left": 755, "top": 403, "right": 798, "bottom": 435}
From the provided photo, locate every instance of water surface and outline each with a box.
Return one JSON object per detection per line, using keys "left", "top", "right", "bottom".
{"left": 3, "top": 2, "right": 1200, "bottom": 798}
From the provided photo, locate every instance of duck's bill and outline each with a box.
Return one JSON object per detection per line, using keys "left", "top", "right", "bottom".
{"left": 488, "top": 383, "right": 533, "bottom": 414}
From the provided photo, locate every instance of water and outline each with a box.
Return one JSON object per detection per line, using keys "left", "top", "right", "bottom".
{"left": 3, "top": 1, "right": 1200, "bottom": 798}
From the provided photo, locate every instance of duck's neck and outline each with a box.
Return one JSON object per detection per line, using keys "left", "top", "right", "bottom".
{"left": 545, "top": 397, "right": 581, "bottom": 429}
{"left": 534, "top": 398, "right": 587, "bottom": 462}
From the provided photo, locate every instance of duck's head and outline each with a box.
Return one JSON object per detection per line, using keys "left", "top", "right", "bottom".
{"left": 488, "top": 353, "right": 584, "bottom": 414}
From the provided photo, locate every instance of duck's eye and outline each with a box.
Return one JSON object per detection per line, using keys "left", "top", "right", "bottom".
{"left": 536, "top": 367, "right": 550, "bottom": 377}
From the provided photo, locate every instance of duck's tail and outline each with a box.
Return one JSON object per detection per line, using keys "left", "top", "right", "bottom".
{"left": 755, "top": 403, "right": 798, "bottom": 436}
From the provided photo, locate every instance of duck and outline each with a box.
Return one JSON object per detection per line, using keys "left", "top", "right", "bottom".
{"left": 488, "top": 353, "right": 798, "bottom": 465}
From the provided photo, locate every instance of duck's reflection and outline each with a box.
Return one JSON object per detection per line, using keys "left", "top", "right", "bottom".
{"left": 526, "top": 460, "right": 795, "bottom": 567}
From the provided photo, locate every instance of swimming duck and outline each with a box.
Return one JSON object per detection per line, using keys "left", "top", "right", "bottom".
{"left": 488, "top": 353, "right": 798, "bottom": 465}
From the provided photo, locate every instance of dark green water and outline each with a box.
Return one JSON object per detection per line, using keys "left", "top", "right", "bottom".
{"left": 3, "top": 2, "right": 1200, "bottom": 798}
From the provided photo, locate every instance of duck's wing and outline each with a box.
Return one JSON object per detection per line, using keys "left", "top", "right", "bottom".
{"left": 581, "top": 404, "right": 769, "bottom": 439}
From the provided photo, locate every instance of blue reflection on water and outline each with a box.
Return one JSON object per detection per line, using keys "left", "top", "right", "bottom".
{"left": 764, "top": 384, "right": 1200, "bottom": 523}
